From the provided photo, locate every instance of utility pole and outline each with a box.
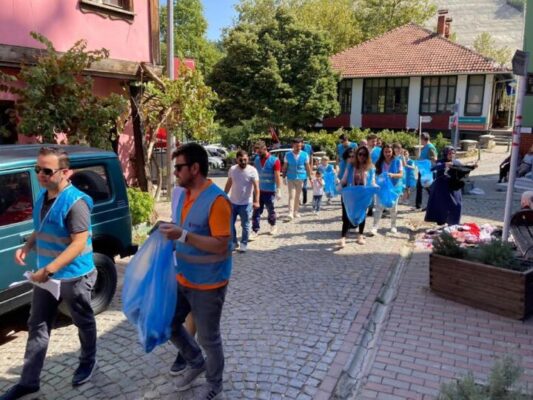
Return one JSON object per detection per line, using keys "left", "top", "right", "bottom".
{"left": 166, "top": 0, "right": 175, "bottom": 199}
{"left": 503, "top": 50, "right": 530, "bottom": 241}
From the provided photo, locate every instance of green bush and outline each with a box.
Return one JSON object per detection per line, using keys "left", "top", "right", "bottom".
{"left": 127, "top": 187, "right": 155, "bottom": 226}
{"left": 439, "top": 356, "right": 525, "bottom": 400}
{"left": 433, "top": 232, "right": 467, "bottom": 259}
{"left": 466, "top": 240, "right": 520, "bottom": 271}
{"left": 433, "top": 132, "right": 451, "bottom": 155}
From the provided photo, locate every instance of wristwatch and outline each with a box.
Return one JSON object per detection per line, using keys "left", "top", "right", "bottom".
{"left": 178, "top": 229, "right": 188, "bottom": 243}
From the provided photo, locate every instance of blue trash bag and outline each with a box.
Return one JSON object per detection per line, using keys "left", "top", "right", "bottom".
{"left": 342, "top": 186, "right": 379, "bottom": 226}
{"left": 415, "top": 160, "right": 434, "bottom": 188}
{"left": 405, "top": 160, "right": 417, "bottom": 188}
{"left": 122, "top": 230, "right": 176, "bottom": 353}
{"left": 323, "top": 170, "right": 339, "bottom": 197}
{"left": 376, "top": 173, "right": 400, "bottom": 208}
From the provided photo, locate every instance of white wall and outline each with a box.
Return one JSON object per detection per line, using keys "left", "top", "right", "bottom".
{"left": 457, "top": 75, "right": 468, "bottom": 117}
{"left": 482, "top": 74, "right": 494, "bottom": 127}
{"left": 350, "top": 79, "right": 363, "bottom": 128}
{"left": 406, "top": 77, "right": 421, "bottom": 130}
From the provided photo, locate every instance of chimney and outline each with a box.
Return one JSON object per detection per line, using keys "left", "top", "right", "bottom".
{"left": 444, "top": 17, "right": 453, "bottom": 39}
{"left": 437, "top": 9, "right": 448, "bottom": 37}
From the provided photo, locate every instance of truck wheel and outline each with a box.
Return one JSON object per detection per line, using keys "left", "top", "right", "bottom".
{"left": 58, "top": 253, "right": 117, "bottom": 317}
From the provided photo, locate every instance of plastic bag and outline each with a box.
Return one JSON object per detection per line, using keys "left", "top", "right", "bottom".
{"left": 323, "top": 170, "right": 339, "bottom": 197}
{"left": 415, "top": 160, "right": 434, "bottom": 188}
{"left": 376, "top": 173, "right": 400, "bottom": 208}
{"left": 122, "top": 230, "right": 176, "bottom": 353}
{"left": 342, "top": 186, "right": 379, "bottom": 226}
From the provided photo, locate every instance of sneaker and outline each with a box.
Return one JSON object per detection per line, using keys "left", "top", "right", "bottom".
{"left": 337, "top": 237, "right": 346, "bottom": 249}
{"left": 0, "top": 384, "right": 39, "bottom": 400}
{"left": 196, "top": 383, "right": 222, "bottom": 400}
{"left": 238, "top": 243, "right": 248, "bottom": 253}
{"left": 249, "top": 231, "right": 258, "bottom": 241}
{"left": 294, "top": 213, "right": 302, "bottom": 218}
{"left": 368, "top": 228, "right": 377, "bottom": 237}
{"left": 72, "top": 360, "right": 97, "bottom": 386}
{"left": 327, "top": 198, "right": 332, "bottom": 205}
{"left": 170, "top": 352, "right": 187, "bottom": 376}
{"left": 356, "top": 234, "right": 366, "bottom": 245}
{"left": 284, "top": 215, "right": 294, "bottom": 222}
{"left": 175, "top": 364, "right": 206, "bottom": 392}
{"left": 390, "top": 227, "right": 398, "bottom": 234}
{"left": 269, "top": 225, "right": 277, "bottom": 235}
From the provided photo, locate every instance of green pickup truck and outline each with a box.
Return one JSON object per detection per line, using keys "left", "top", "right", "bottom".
{"left": 0, "top": 145, "right": 137, "bottom": 316}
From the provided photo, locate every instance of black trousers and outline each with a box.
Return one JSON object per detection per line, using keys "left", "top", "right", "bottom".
{"left": 415, "top": 173, "right": 430, "bottom": 209}
{"left": 341, "top": 199, "right": 365, "bottom": 237}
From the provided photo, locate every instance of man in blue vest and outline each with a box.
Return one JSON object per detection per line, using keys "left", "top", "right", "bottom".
{"left": 159, "top": 143, "right": 232, "bottom": 400}
{"left": 1, "top": 147, "right": 97, "bottom": 400}
{"left": 252, "top": 140, "right": 282, "bottom": 236}
{"left": 416, "top": 132, "right": 437, "bottom": 210}
{"left": 336, "top": 133, "right": 357, "bottom": 179}
{"left": 282, "top": 138, "right": 312, "bottom": 221}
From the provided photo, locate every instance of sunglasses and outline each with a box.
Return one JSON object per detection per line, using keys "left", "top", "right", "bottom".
{"left": 357, "top": 153, "right": 369, "bottom": 157}
{"left": 174, "top": 163, "right": 190, "bottom": 172}
{"left": 34, "top": 165, "right": 62, "bottom": 176}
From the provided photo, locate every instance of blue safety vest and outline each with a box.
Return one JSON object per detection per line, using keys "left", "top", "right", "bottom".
{"left": 370, "top": 146, "right": 381, "bottom": 164}
{"left": 318, "top": 164, "right": 334, "bottom": 175}
{"left": 337, "top": 142, "right": 357, "bottom": 178}
{"left": 254, "top": 154, "right": 278, "bottom": 192}
{"left": 379, "top": 158, "right": 403, "bottom": 187}
{"left": 33, "top": 185, "right": 94, "bottom": 280}
{"left": 286, "top": 151, "right": 309, "bottom": 180}
{"left": 175, "top": 184, "right": 232, "bottom": 285}
{"left": 345, "top": 164, "right": 375, "bottom": 187}
{"left": 420, "top": 143, "right": 436, "bottom": 161}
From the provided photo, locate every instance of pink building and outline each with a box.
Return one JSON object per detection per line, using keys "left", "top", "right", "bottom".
{"left": 0, "top": 0, "right": 161, "bottom": 185}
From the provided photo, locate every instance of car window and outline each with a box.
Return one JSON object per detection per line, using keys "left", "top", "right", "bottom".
{"left": 0, "top": 171, "right": 33, "bottom": 227}
{"left": 71, "top": 165, "right": 111, "bottom": 203}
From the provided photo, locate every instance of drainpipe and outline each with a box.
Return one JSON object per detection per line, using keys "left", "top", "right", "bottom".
{"left": 166, "top": 0, "right": 175, "bottom": 199}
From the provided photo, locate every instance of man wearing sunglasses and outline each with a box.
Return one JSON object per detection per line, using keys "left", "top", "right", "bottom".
{"left": 1, "top": 147, "right": 97, "bottom": 400}
{"left": 159, "top": 143, "right": 232, "bottom": 400}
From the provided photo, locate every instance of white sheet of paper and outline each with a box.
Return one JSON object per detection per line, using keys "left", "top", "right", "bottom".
{"left": 8, "top": 271, "right": 61, "bottom": 301}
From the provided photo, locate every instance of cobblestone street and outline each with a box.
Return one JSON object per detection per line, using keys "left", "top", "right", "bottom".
{"left": 0, "top": 173, "right": 409, "bottom": 399}
{"left": 1, "top": 145, "right": 528, "bottom": 400}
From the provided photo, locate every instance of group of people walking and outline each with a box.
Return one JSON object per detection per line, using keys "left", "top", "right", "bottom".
{"left": 1, "top": 133, "right": 476, "bottom": 400}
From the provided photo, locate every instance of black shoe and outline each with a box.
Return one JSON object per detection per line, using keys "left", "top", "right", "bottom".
{"left": 72, "top": 360, "right": 97, "bottom": 386}
{"left": 0, "top": 384, "right": 39, "bottom": 400}
{"left": 170, "top": 352, "right": 187, "bottom": 376}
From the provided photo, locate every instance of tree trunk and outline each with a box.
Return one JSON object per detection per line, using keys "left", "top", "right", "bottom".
{"left": 129, "top": 84, "right": 151, "bottom": 192}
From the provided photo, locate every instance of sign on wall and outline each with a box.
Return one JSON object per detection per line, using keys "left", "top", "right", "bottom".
{"left": 448, "top": 116, "right": 487, "bottom": 131}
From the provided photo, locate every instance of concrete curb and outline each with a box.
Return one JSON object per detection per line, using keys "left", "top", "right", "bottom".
{"left": 333, "top": 245, "right": 413, "bottom": 399}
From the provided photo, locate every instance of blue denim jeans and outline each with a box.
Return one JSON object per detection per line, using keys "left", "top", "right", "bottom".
{"left": 312, "top": 195, "right": 323, "bottom": 211}
{"left": 231, "top": 203, "right": 253, "bottom": 245}
{"left": 252, "top": 191, "right": 276, "bottom": 233}
{"left": 170, "top": 284, "right": 227, "bottom": 392}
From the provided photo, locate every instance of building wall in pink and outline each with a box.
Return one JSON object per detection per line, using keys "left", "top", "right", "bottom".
{"left": 0, "top": 0, "right": 151, "bottom": 63}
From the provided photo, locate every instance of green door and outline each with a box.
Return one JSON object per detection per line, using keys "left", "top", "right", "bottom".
{"left": 0, "top": 170, "right": 36, "bottom": 291}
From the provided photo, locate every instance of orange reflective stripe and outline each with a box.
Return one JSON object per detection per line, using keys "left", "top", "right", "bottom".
{"left": 176, "top": 273, "right": 228, "bottom": 290}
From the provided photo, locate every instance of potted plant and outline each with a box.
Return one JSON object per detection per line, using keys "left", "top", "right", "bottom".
{"left": 430, "top": 233, "right": 533, "bottom": 320}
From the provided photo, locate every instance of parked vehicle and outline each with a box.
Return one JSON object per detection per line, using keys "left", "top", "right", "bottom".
{"left": 0, "top": 145, "right": 138, "bottom": 316}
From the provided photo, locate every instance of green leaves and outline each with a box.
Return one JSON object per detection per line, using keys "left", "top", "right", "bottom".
{"left": 127, "top": 187, "right": 155, "bottom": 226}
{"left": 473, "top": 32, "right": 512, "bottom": 66}
{"left": 6, "top": 32, "right": 127, "bottom": 149}
{"left": 209, "top": 8, "right": 339, "bottom": 130}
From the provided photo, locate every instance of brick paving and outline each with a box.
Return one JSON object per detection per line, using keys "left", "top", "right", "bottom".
{"left": 357, "top": 146, "right": 533, "bottom": 399}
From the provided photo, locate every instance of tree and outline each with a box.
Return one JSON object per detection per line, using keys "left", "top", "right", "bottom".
{"left": 209, "top": 8, "right": 340, "bottom": 130}
{"left": 0, "top": 32, "right": 127, "bottom": 149}
{"left": 233, "top": 0, "right": 435, "bottom": 54}
{"left": 139, "top": 63, "right": 217, "bottom": 197}
{"left": 473, "top": 32, "right": 512, "bottom": 66}
{"left": 160, "top": 0, "right": 223, "bottom": 76}
{"left": 354, "top": 0, "right": 437, "bottom": 41}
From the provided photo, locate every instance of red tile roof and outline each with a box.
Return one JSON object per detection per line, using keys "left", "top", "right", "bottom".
{"left": 330, "top": 24, "right": 506, "bottom": 78}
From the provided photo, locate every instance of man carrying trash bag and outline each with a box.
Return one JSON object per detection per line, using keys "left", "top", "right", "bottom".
{"left": 159, "top": 143, "right": 232, "bottom": 400}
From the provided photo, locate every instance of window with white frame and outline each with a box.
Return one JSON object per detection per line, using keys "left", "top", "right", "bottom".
{"left": 465, "top": 75, "right": 485, "bottom": 116}
{"left": 420, "top": 76, "right": 457, "bottom": 113}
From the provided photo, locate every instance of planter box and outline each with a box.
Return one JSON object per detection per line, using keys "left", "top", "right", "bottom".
{"left": 429, "top": 254, "right": 533, "bottom": 320}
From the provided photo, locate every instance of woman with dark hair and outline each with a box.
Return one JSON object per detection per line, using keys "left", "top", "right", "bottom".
{"left": 371, "top": 143, "right": 403, "bottom": 235}
{"left": 338, "top": 146, "right": 375, "bottom": 247}
{"left": 425, "top": 146, "right": 477, "bottom": 225}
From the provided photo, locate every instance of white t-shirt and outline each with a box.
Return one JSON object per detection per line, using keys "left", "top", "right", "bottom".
{"left": 312, "top": 178, "right": 324, "bottom": 196}
{"left": 228, "top": 165, "right": 258, "bottom": 205}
